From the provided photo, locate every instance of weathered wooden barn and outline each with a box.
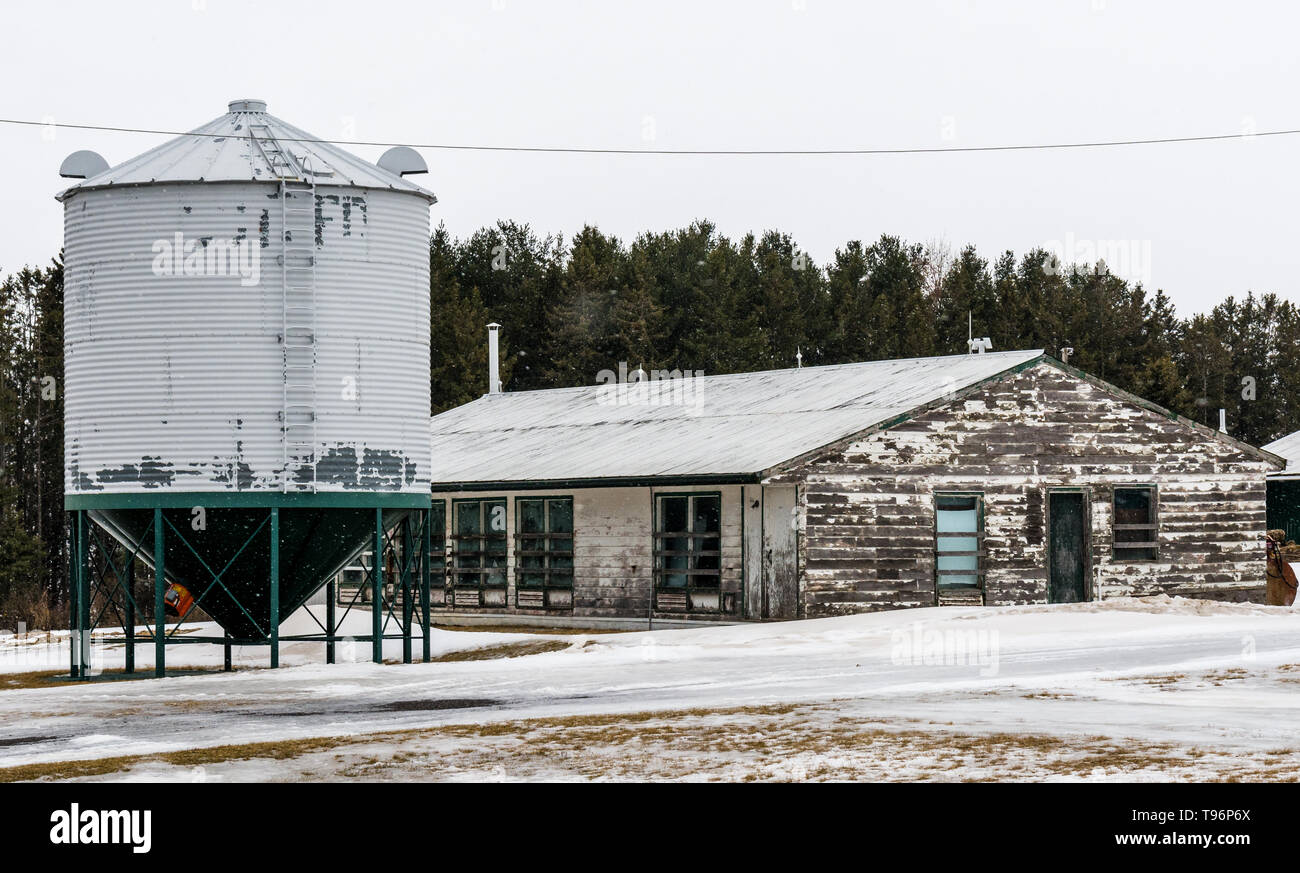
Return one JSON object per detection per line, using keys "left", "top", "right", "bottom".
{"left": 426, "top": 349, "right": 1281, "bottom": 624}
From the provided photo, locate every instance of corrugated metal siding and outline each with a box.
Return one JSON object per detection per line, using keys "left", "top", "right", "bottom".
{"left": 64, "top": 182, "right": 430, "bottom": 495}
{"left": 428, "top": 349, "right": 1045, "bottom": 483}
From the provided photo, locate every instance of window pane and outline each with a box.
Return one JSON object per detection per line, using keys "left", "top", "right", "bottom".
{"left": 456, "top": 502, "right": 480, "bottom": 537}
{"left": 1114, "top": 487, "right": 1156, "bottom": 560}
{"left": 659, "top": 495, "right": 721, "bottom": 594}
{"left": 455, "top": 502, "right": 482, "bottom": 579}
{"left": 661, "top": 496, "right": 688, "bottom": 532}
{"left": 519, "top": 499, "right": 544, "bottom": 534}
{"left": 694, "top": 533, "right": 721, "bottom": 575}
{"left": 548, "top": 499, "right": 573, "bottom": 534}
{"left": 516, "top": 497, "right": 574, "bottom": 595}
{"left": 485, "top": 557, "right": 507, "bottom": 586}
{"left": 693, "top": 495, "right": 721, "bottom": 534}
{"left": 1114, "top": 489, "right": 1152, "bottom": 534}
{"left": 430, "top": 502, "right": 447, "bottom": 574}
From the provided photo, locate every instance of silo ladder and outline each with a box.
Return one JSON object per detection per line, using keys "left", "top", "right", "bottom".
{"left": 250, "top": 123, "right": 303, "bottom": 180}
{"left": 280, "top": 175, "right": 317, "bottom": 492}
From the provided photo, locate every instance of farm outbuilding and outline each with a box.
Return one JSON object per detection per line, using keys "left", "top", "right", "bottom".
{"left": 427, "top": 349, "right": 1282, "bottom": 625}
{"left": 1263, "top": 429, "right": 1300, "bottom": 542}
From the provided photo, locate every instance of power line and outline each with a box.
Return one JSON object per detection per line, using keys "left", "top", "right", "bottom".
{"left": 0, "top": 115, "right": 1297, "bottom": 156}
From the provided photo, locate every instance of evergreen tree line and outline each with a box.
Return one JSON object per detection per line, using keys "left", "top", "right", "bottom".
{"left": 0, "top": 259, "right": 63, "bottom": 627}
{"left": 3, "top": 223, "right": 1298, "bottom": 624}
{"left": 432, "top": 219, "right": 1300, "bottom": 446}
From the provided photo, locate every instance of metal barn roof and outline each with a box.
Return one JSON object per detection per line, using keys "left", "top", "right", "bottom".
{"left": 1263, "top": 430, "right": 1300, "bottom": 477}
{"left": 57, "top": 99, "right": 435, "bottom": 202}
{"left": 428, "top": 349, "right": 1047, "bottom": 488}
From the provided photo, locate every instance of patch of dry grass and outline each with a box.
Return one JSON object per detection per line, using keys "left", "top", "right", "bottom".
{"left": 432, "top": 624, "right": 624, "bottom": 636}
{"left": 7, "top": 699, "right": 1297, "bottom": 783}
{"left": 0, "top": 666, "right": 229, "bottom": 691}
{"left": 423, "top": 639, "right": 573, "bottom": 663}
{"left": 0, "top": 736, "right": 349, "bottom": 783}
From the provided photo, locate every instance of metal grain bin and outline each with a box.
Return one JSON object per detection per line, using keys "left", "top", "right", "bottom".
{"left": 61, "top": 101, "right": 435, "bottom": 662}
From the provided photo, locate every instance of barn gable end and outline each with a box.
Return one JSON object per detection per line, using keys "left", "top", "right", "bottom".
{"left": 771, "top": 361, "right": 1278, "bottom": 616}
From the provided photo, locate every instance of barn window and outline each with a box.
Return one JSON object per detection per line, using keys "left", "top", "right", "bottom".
{"left": 429, "top": 499, "right": 448, "bottom": 606}
{"left": 935, "top": 493, "right": 984, "bottom": 599}
{"left": 1112, "top": 486, "right": 1158, "bottom": 561}
{"left": 450, "top": 498, "right": 508, "bottom": 607}
{"left": 654, "top": 493, "right": 722, "bottom": 612}
{"left": 515, "top": 497, "right": 574, "bottom": 610}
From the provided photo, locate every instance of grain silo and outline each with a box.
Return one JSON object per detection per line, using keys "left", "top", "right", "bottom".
{"left": 59, "top": 100, "right": 436, "bottom": 676}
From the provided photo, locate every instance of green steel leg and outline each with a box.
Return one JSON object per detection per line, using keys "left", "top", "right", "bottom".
{"left": 154, "top": 508, "right": 165, "bottom": 678}
{"left": 326, "top": 577, "right": 336, "bottom": 664}
{"left": 78, "top": 511, "right": 90, "bottom": 677}
{"left": 373, "top": 507, "right": 383, "bottom": 664}
{"left": 70, "top": 512, "right": 84, "bottom": 679}
{"left": 68, "top": 514, "right": 77, "bottom": 679}
{"left": 421, "top": 508, "right": 431, "bottom": 664}
{"left": 224, "top": 632, "right": 232, "bottom": 672}
{"left": 402, "top": 515, "right": 412, "bottom": 665}
{"left": 270, "top": 507, "right": 280, "bottom": 669}
{"left": 125, "top": 558, "right": 135, "bottom": 675}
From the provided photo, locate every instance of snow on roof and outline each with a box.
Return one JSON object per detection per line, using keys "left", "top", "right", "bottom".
{"left": 57, "top": 99, "right": 435, "bottom": 202}
{"left": 429, "top": 349, "right": 1046, "bottom": 487}
{"left": 1263, "top": 429, "right": 1300, "bottom": 476}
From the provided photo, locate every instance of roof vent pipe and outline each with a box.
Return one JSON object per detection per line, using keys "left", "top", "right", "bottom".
{"left": 1219, "top": 408, "right": 1227, "bottom": 433}
{"left": 488, "top": 323, "right": 502, "bottom": 395}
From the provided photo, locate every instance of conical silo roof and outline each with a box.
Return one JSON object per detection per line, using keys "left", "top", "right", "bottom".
{"left": 57, "top": 98, "right": 436, "bottom": 202}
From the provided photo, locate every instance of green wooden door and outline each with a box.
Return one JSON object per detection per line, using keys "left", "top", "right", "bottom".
{"left": 1048, "top": 492, "right": 1088, "bottom": 603}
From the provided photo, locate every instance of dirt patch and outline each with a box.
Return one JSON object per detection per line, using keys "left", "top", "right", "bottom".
{"left": 0, "top": 735, "right": 56, "bottom": 749}
{"left": 375, "top": 698, "right": 501, "bottom": 712}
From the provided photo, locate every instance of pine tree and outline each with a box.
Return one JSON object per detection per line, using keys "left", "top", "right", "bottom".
{"left": 429, "top": 226, "right": 511, "bottom": 412}
{"left": 934, "top": 245, "right": 999, "bottom": 354}
{"left": 542, "top": 226, "right": 627, "bottom": 386}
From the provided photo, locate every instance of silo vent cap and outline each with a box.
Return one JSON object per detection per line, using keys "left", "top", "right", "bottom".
{"left": 228, "top": 99, "right": 267, "bottom": 113}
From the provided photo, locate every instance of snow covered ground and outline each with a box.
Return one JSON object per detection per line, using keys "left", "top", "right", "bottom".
{"left": 1, "top": 596, "right": 1298, "bottom": 782}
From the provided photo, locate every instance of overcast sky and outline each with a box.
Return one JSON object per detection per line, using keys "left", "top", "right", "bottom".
{"left": 1, "top": 0, "right": 1296, "bottom": 315}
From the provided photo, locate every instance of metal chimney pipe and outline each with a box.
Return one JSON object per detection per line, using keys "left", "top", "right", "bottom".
{"left": 1218, "top": 408, "right": 1226, "bottom": 433}
{"left": 488, "top": 323, "right": 501, "bottom": 395}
